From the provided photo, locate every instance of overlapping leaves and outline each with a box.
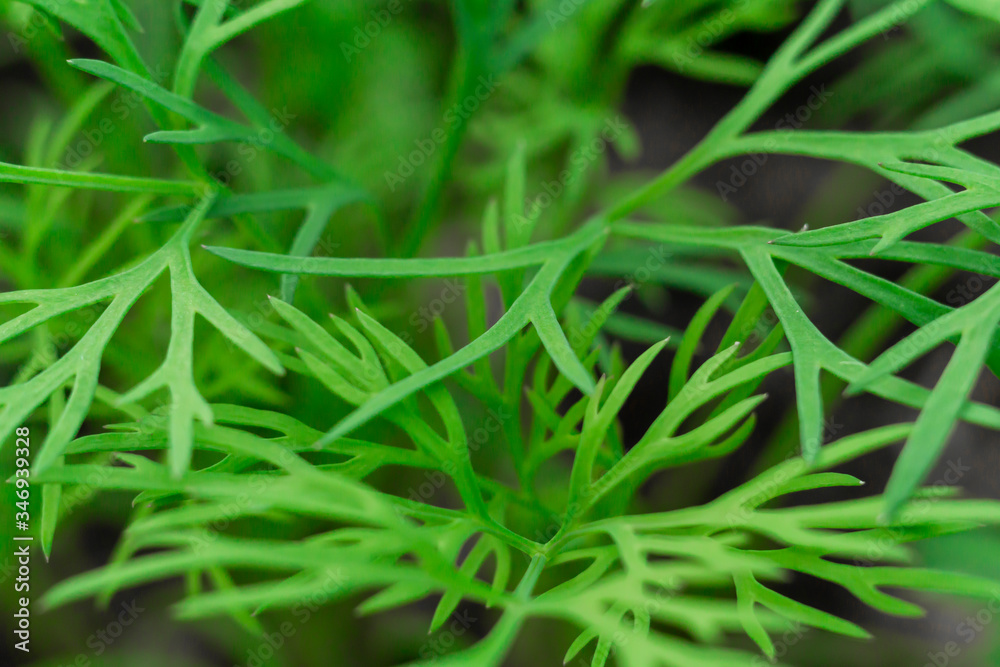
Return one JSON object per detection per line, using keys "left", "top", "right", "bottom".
{"left": 3, "top": 0, "right": 1000, "bottom": 665}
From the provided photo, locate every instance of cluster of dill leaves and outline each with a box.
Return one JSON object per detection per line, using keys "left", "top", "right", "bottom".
{"left": 3, "top": 1, "right": 1000, "bottom": 665}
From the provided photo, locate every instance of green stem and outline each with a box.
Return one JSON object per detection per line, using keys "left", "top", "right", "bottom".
{"left": 0, "top": 163, "right": 203, "bottom": 195}
{"left": 606, "top": 0, "right": 932, "bottom": 221}
{"left": 397, "top": 54, "right": 483, "bottom": 258}
{"left": 516, "top": 553, "right": 547, "bottom": 599}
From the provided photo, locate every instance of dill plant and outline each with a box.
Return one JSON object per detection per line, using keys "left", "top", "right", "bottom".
{"left": 1, "top": 0, "right": 1000, "bottom": 665}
